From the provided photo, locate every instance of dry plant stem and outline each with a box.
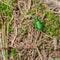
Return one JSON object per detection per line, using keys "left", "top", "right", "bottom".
{"left": 36, "top": 47, "right": 43, "bottom": 60}
{"left": 27, "top": 26, "right": 33, "bottom": 42}
{"left": 27, "top": 0, "right": 31, "bottom": 11}
{"left": 0, "top": 32, "right": 3, "bottom": 57}
{"left": 53, "top": 37, "right": 57, "bottom": 50}
{"left": 18, "top": 53, "right": 22, "bottom": 60}
{"left": 2, "top": 21, "right": 8, "bottom": 60}
{"left": 11, "top": 27, "right": 18, "bottom": 46}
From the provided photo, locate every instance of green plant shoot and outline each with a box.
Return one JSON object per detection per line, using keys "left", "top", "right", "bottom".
{"left": 34, "top": 16, "right": 43, "bottom": 30}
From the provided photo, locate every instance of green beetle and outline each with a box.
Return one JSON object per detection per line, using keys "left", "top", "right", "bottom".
{"left": 34, "top": 16, "right": 43, "bottom": 30}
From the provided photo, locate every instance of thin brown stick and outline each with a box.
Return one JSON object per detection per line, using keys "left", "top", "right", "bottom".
{"left": 36, "top": 47, "right": 43, "bottom": 60}
{"left": 27, "top": 0, "right": 31, "bottom": 11}
{"left": 11, "top": 27, "right": 18, "bottom": 46}
{"left": 53, "top": 37, "right": 57, "bottom": 50}
{"left": 2, "top": 20, "right": 8, "bottom": 60}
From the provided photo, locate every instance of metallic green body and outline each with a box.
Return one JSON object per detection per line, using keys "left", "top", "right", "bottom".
{"left": 34, "top": 16, "right": 43, "bottom": 30}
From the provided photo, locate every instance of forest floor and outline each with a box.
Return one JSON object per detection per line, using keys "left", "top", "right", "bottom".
{"left": 0, "top": 0, "right": 60, "bottom": 60}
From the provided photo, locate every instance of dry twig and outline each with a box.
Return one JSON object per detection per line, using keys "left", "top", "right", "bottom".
{"left": 11, "top": 27, "right": 18, "bottom": 46}
{"left": 36, "top": 47, "right": 43, "bottom": 60}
